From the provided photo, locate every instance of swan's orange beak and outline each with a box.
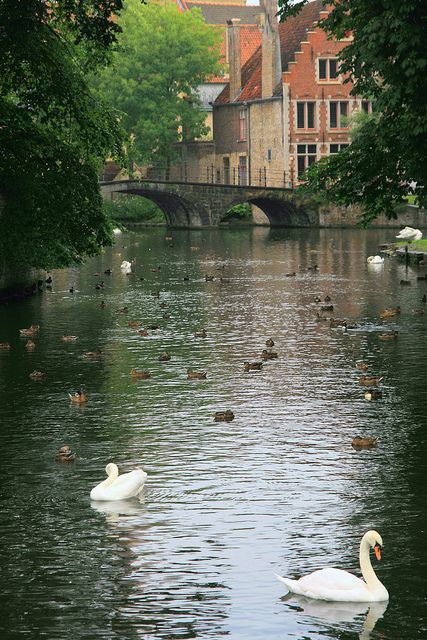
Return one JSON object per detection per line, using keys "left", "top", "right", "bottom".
{"left": 374, "top": 544, "right": 382, "bottom": 560}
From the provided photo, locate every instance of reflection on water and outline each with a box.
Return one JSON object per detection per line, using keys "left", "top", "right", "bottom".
{"left": 283, "top": 594, "right": 388, "bottom": 639}
{"left": 1, "top": 227, "right": 427, "bottom": 639}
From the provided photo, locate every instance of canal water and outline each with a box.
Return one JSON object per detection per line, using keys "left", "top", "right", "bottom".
{"left": 0, "top": 227, "right": 426, "bottom": 640}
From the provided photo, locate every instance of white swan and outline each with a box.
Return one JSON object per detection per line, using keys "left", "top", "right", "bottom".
{"left": 276, "top": 530, "right": 389, "bottom": 602}
{"left": 120, "top": 260, "right": 133, "bottom": 274}
{"left": 395, "top": 226, "right": 423, "bottom": 242}
{"left": 90, "top": 463, "right": 147, "bottom": 501}
{"left": 113, "top": 228, "right": 122, "bottom": 235}
{"left": 367, "top": 256, "right": 384, "bottom": 264}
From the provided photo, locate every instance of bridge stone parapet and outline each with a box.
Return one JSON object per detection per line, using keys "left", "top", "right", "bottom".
{"left": 100, "top": 179, "right": 320, "bottom": 228}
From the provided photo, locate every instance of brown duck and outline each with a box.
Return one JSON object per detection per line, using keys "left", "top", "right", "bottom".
{"left": 187, "top": 369, "right": 207, "bottom": 380}
{"left": 130, "top": 369, "right": 151, "bottom": 379}
{"left": 261, "top": 349, "right": 278, "bottom": 360}
{"left": 244, "top": 362, "right": 263, "bottom": 372}
{"left": 352, "top": 436, "right": 377, "bottom": 448}
{"left": 214, "top": 410, "right": 235, "bottom": 422}
{"left": 69, "top": 390, "right": 88, "bottom": 403}
{"left": 56, "top": 445, "right": 77, "bottom": 462}
{"left": 359, "top": 375, "right": 383, "bottom": 387}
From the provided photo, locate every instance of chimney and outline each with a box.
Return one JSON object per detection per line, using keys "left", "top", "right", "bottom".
{"left": 259, "top": 0, "right": 281, "bottom": 98}
{"left": 227, "top": 19, "right": 241, "bottom": 101}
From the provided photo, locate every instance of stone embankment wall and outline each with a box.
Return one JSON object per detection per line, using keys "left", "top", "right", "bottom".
{"left": 318, "top": 204, "right": 427, "bottom": 228}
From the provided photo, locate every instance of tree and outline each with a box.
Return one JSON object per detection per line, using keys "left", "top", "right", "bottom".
{"left": 93, "top": 0, "right": 222, "bottom": 172}
{"left": 277, "top": 0, "right": 427, "bottom": 224}
{"left": 0, "top": 1, "right": 125, "bottom": 270}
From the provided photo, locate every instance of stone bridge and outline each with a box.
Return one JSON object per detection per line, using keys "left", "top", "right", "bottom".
{"left": 100, "top": 179, "right": 320, "bottom": 227}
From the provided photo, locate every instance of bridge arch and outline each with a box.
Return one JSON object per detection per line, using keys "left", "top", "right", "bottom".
{"left": 217, "top": 195, "right": 314, "bottom": 227}
{"left": 105, "top": 185, "right": 211, "bottom": 227}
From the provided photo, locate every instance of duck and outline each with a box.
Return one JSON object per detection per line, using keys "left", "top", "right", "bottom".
{"left": 90, "top": 463, "right": 147, "bottom": 501}
{"left": 315, "top": 312, "right": 329, "bottom": 322}
{"left": 285, "top": 272, "right": 296, "bottom": 277}
{"left": 137, "top": 328, "right": 149, "bottom": 337}
{"left": 116, "top": 306, "right": 129, "bottom": 314}
{"left": 0, "top": 342, "right": 11, "bottom": 350}
{"left": 128, "top": 320, "right": 142, "bottom": 328}
{"left": 379, "top": 306, "right": 400, "bottom": 319}
{"left": 396, "top": 226, "right": 423, "bottom": 242}
{"left": 367, "top": 256, "right": 384, "bottom": 264}
{"left": 330, "top": 318, "right": 347, "bottom": 328}
{"left": 205, "top": 275, "right": 214, "bottom": 282}
{"left": 321, "top": 304, "right": 334, "bottom": 312}
{"left": 314, "top": 296, "right": 322, "bottom": 303}
{"left": 56, "top": 445, "right": 77, "bottom": 462}
{"left": 159, "top": 351, "right": 171, "bottom": 362}
{"left": 187, "top": 369, "right": 207, "bottom": 380}
{"left": 266, "top": 338, "right": 275, "bottom": 347}
{"left": 95, "top": 281, "right": 105, "bottom": 290}
{"left": 69, "top": 390, "right": 88, "bottom": 403}
{"left": 244, "top": 361, "right": 263, "bottom": 372}
{"left": 61, "top": 335, "right": 78, "bottom": 342}
{"left": 29, "top": 370, "right": 46, "bottom": 380}
{"left": 359, "top": 375, "right": 383, "bottom": 386}
{"left": 352, "top": 436, "right": 377, "bottom": 448}
{"left": 19, "top": 325, "right": 40, "bottom": 337}
{"left": 422, "top": 294, "right": 426, "bottom": 303}
{"left": 194, "top": 329, "right": 207, "bottom": 338}
{"left": 324, "top": 295, "right": 332, "bottom": 303}
{"left": 261, "top": 349, "right": 278, "bottom": 360}
{"left": 378, "top": 331, "right": 398, "bottom": 340}
{"left": 400, "top": 279, "right": 411, "bottom": 286}
{"left": 214, "top": 410, "right": 235, "bottom": 422}
{"left": 412, "top": 308, "right": 424, "bottom": 315}
{"left": 130, "top": 368, "right": 151, "bottom": 379}
{"left": 104, "top": 268, "right": 113, "bottom": 275}
{"left": 364, "top": 390, "right": 383, "bottom": 401}
{"left": 100, "top": 301, "right": 107, "bottom": 309}
{"left": 45, "top": 276, "right": 53, "bottom": 285}
{"left": 69, "top": 286, "right": 75, "bottom": 293}
{"left": 276, "top": 530, "right": 388, "bottom": 602}
{"left": 83, "top": 350, "right": 102, "bottom": 359}
{"left": 355, "top": 361, "right": 369, "bottom": 371}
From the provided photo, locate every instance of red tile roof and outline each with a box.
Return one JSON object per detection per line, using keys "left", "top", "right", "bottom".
{"left": 207, "top": 24, "right": 262, "bottom": 83}
{"left": 215, "top": 0, "right": 323, "bottom": 104}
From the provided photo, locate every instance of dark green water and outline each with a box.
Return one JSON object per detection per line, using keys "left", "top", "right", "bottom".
{"left": 0, "top": 227, "right": 426, "bottom": 640}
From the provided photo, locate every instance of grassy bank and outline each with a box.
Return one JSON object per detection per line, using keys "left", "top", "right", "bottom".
{"left": 103, "top": 196, "right": 166, "bottom": 224}
{"left": 395, "top": 238, "right": 427, "bottom": 251}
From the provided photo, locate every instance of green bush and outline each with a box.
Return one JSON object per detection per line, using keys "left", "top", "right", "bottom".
{"left": 222, "top": 203, "right": 253, "bottom": 222}
{"left": 103, "top": 196, "right": 165, "bottom": 223}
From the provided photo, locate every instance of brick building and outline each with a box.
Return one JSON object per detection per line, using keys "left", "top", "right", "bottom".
{"left": 213, "top": 0, "right": 371, "bottom": 187}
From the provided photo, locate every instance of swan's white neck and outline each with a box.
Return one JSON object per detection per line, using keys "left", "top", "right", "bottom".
{"left": 359, "top": 536, "right": 382, "bottom": 591}
{"left": 102, "top": 463, "right": 119, "bottom": 488}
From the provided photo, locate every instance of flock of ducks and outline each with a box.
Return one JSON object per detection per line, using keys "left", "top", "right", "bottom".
{"left": 3, "top": 227, "right": 426, "bottom": 606}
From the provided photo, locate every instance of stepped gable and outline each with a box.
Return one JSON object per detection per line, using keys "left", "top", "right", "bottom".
{"left": 185, "top": 1, "right": 262, "bottom": 25}
{"left": 215, "top": 0, "right": 323, "bottom": 104}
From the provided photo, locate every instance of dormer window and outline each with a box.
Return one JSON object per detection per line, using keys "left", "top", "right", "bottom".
{"left": 318, "top": 58, "right": 339, "bottom": 81}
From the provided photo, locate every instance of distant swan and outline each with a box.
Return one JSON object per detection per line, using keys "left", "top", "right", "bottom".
{"left": 395, "top": 227, "right": 422, "bottom": 242}
{"left": 90, "top": 463, "right": 147, "bottom": 501}
{"left": 276, "top": 530, "right": 389, "bottom": 602}
{"left": 367, "top": 256, "right": 384, "bottom": 264}
{"left": 120, "top": 260, "right": 134, "bottom": 273}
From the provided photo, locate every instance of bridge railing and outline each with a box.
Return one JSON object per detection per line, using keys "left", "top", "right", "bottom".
{"left": 100, "top": 164, "right": 298, "bottom": 190}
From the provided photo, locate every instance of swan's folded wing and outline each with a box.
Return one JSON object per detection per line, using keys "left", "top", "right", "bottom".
{"left": 299, "top": 568, "right": 365, "bottom": 592}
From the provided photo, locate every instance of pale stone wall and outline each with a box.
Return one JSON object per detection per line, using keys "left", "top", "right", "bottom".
{"left": 248, "top": 99, "right": 284, "bottom": 187}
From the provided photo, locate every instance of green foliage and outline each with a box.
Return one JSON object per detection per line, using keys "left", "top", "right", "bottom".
{"left": 103, "top": 196, "right": 165, "bottom": 223}
{"left": 93, "top": 0, "right": 223, "bottom": 170}
{"left": 0, "top": 0, "right": 125, "bottom": 269}
{"left": 222, "top": 203, "right": 253, "bottom": 222}
{"left": 277, "top": 0, "right": 427, "bottom": 223}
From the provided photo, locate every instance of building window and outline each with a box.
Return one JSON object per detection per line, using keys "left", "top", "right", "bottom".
{"left": 297, "top": 144, "right": 317, "bottom": 177}
{"left": 318, "top": 58, "right": 339, "bottom": 81}
{"left": 267, "top": 149, "right": 272, "bottom": 161}
{"left": 296, "top": 101, "right": 315, "bottom": 129}
{"left": 361, "top": 100, "right": 371, "bottom": 114}
{"left": 329, "top": 101, "right": 349, "bottom": 129}
{"left": 223, "top": 157, "right": 230, "bottom": 184}
{"left": 239, "top": 109, "right": 247, "bottom": 141}
{"left": 238, "top": 156, "right": 247, "bottom": 185}
{"left": 330, "top": 143, "right": 349, "bottom": 154}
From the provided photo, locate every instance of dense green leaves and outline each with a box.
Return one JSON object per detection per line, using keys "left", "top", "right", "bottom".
{"left": 277, "top": 0, "right": 427, "bottom": 222}
{"left": 0, "top": 1, "right": 125, "bottom": 270}
{"left": 93, "top": 0, "right": 222, "bottom": 170}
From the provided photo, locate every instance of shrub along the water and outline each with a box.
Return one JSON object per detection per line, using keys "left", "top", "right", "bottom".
{"left": 103, "top": 196, "right": 165, "bottom": 224}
